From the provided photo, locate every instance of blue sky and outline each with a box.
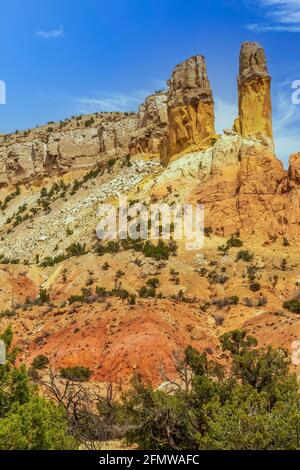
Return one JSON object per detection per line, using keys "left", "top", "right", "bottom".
{"left": 0, "top": 0, "right": 299, "bottom": 165}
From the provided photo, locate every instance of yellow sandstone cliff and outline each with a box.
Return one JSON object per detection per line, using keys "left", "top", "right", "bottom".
{"left": 161, "top": 55, "right": 216, "bottom": 164}
{"left": 234, "top": 42, "right": 274, "bottom": 151}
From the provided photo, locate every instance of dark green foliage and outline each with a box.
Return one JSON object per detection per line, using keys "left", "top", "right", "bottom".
{"left": 236, "top": 250, "right": 254, "bottom": 262}
{"left": 41, "top": 242, "right": 86, "bottom": 267}
{"left": 204, "top": 227, "right": 213, "bottom": 237}
{"left": 38, "top": 288, "right": 50, "bottom": 304}
{"left": 283, "top": 299, "right": 300, "bottom": 313}
{"left": 107, "top": 158, "right": 116, "bottom": 169}
{"left": 226, "top": 235, "right": 244, "bottom": 248}
{"left": 60, "top": 366, "right": 92, "bottom": 383}
{"left": 66, "top": 242, "right": 86, "bottom": 257}
{"left": 31, "top": 355, "right": 50, "bottom": 370}
{"left": 84, "top": 118, "right": 95, "bottom": 127}
{"left": 0, "top": 309, "right": 17, "bottom": 319}
{"left": 0, "top": 327, "right": 77, "bottom": 449}
{"left": 213, "top": 296, "right": 239, "bottom": 308}
{"left": 96, "top": 238, "right": 177, "bottom": 261}
{"left": 250, "top": 282, "right": 261, "bottom": 292}
{"left": 118, "top": 330, "right": 299, "bottom": 450}
{"left": 208, "top": 271, "right": 228, "bottom": 284}
{"left": 146, "top": 278, "right": 160, "bottom": 289}
{"left": 283, "top": 237, "right": 290, "bottom": 247}
{"left": 0, "top": 186, "right": 21, "bottom": 211}
{"left": 142, "top": 239, "right": 177, "bottom": 260}
{"left": 139, "top": 286, "right": 156, "bottom": 298}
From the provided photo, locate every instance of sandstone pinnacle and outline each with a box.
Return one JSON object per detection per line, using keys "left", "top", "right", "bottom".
{"left": 161, "top": 55, "right": 216, "bottom": 164}
{"left": 239, "top": 41, "right": 269, "bottom": 83}
{"left": 235, "top": 41, "right": 274, "bottom": 151}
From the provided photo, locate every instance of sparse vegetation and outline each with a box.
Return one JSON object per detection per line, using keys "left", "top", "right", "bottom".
{"left": 60, "top": 366, "right": 92, "bottom": 382}
{"left": 283, "top": 299, "right": 300, "bottom": 314}
{"left": 236, "top": 250, "right": 254, "bottom": 262}
{"left": 31, "top": 355, "right": 50, "bottom": 370}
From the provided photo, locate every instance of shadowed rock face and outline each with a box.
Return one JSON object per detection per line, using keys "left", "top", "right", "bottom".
{"left": 235, "top": 42, "right": 274, "bottom": 151}
{"left": 161, "top": 55, "right": 216, "bottom": 164}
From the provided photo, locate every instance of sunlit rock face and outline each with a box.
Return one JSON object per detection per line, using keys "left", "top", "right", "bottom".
{"left": 161, "top": 55, "right": 216, "bottom": 165}
{"left": 234, "top": 42, "right": 274, "bottom": 152}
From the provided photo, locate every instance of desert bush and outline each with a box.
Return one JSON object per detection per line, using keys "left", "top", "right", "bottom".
{"left": 60, "top": 366, "right": 92, "bottom": 382}
{"left": 283, "top": 299, "right": 300, "bottom": 314}
{"left": 250, "top": 282, "right": 261, "bottom": 292}
{"left": 139, "top": 286, "right": 156, "bottom": 298}
{"left": 146, "top": 278, "right": 160, "bottom": 289}
{"left": 31, "top": 355, "right": 50, "bottom": 370}
{"left": 236, "top": 250, "right": 254, "bottom": 262}
{"left": 226, "top": 235, "right": 243, "bottom": 248}
{"left": 213, "top": 296, "right": 239, "bottom": 309}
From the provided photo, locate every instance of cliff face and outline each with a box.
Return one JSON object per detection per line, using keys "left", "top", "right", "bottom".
{"left": 234, "top": 42, "right": 274, "bottom": 151}
{"left": 0, "top": 113, "right": 139, "bottom": 185}
{"left": 161, "top": 55, "right": 216, "bottom": 164}
{"left": 129, "top": 92, "right": 168, "bottom": 155}
{"left": 0, "top": 42, "right": 276, "bottom": 185}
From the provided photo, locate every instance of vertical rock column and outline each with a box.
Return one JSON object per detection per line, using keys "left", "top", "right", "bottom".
{"left": 235, "top": 42, "right": 274, "bottom": 151}
{"left": 161, "top": 55, "right": 215, "bottom": 164}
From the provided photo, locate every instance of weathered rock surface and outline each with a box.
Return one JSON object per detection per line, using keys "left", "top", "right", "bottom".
{"left": 287, "top": 153, "right": 300, "bottom": 190}
{"left": 129, "top": 92, "right": 168, "bottom": 155}
{"left": 234, "top": 42, "right": 274, "bottom": 151}
{"left": 0, "top": 113, "right": 140, "bottom": 185}
{"left": 161, "top": 55, "right": 216, "bottom": 164}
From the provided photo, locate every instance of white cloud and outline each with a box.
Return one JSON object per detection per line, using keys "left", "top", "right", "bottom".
{"left": 36, "top": 27, "right": 64, "bottom": 39}
{"left": 246, "top": 0, "right": 300, "bottom": 32}
{"left": 246, "top": 22, "right": 300, "bottom": 31}
{"left": 73, "top": 90, "right": 150, "bottom": 114}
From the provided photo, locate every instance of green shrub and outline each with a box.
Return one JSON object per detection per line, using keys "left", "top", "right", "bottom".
{"left": 236, "top": 250, "right": 254, "bottom": 262}
{"left": 31, "top": 355, "right": 50, "bottom": 370}
{"left": 38, "top": 288, "right": 50, "bottom": 304}
{"left": 139, "top": 286, "right": 156, "bottom": 298}
{"left": 204, "top": 227, "right": 213, "bottom": 237}
{"left": 146, "top": 278, "right": 160, "bottom": 289}
{"left": 283, "top": 299, "right": 300, "bottom": 313}
{"left": 0, "top": 327, "right": 77, "bottom": 450}
{"left": 107, "top": 158, "right": 116, "bottom": 169}
{"left": 118, "top": 330, "right": 300, "bottom": 450}
{"left": 0, "top": 309, "right": 17, "bottom": 319}
{"left": 84, "top": 118, "right": 95, "bottom": 127}
{"left": 60, "top": 366, "right": 92, "bottom": 382}
{"left": 250, "top": 282, "right": 261, "bottom": 292}
{"left": 66, "top": 242, "right": 86, "bottom": 257}
{"left": 226, "top": 235, "right": 243, "bottom": 248}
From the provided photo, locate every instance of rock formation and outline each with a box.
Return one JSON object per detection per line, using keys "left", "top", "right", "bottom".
{"left": 161, "top": 55, "right": 216, "bottom": 165}
{"left": 1, "top": 43, "right": 300, "bottom": 389}
{"left": 234, "top": 42, "right": 274, "bottom": 151}
{"left": 0, "top": 113, "right": 139, "bottom": 185}
{"left": 129, "top": 92, "right": 168, "bottom": 155}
